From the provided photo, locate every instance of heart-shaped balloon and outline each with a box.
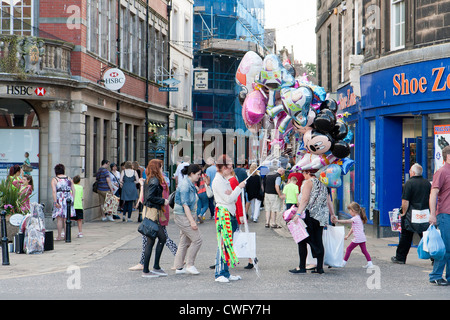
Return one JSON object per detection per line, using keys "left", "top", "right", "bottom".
{"left": 242, "top": 90, "right": 267, "bottom": 125}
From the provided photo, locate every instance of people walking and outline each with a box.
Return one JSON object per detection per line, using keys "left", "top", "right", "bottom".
{"left": 246, "top": 163, "right": 263, "bottom": 223}
{"left": 96, "top": 160, "right": 115, "bottom": 221}
{"left": 195, "top": 167, "right": 209, "bottom": 223}
{"left": 290, "top": 169, "right": 336, "bottom": 274}
{"left": 206, "top": 157, "right": 217, "bottom": 219}
{"left": 429, "top": 146, "right": 450, "bottom": 286}
{"left": 212, "top": 154, "right": 246, "bottom": 283}
{"left": 120, "top": 161, "right": 139, "bottom": 222}
{"left": 263, "top": 167, "right": 285, "bottom": 228}
{"left": 392, "top": 163, "right": 431, "bottom": 264}
{"left": 173, "top": 164, "right": 203, "bottom": 275}
{"left": 336, "top": 202, "right": 373, "bottom": 268}
{"left": 141, "top": 159, "right": 169, "bottom": 278}
{"left": 51, "top": 164, "right": 76, "bottom": 241}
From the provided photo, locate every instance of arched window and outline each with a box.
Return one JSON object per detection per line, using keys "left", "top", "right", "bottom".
{"left": 0, "top": 98, "right": 39, "bottom": 127}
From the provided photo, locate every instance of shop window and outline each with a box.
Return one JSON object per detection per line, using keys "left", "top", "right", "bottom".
{"left": 0, "top": 0, "right": 33, "bottom": 36}
{"left": 0, "top": 99, "right": 39, "bottom": 128}
{"left": 390, "top": 0, "right": 405, "bottom": 51}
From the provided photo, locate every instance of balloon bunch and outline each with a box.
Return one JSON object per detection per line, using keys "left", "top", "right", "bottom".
{"left": 236, "top": 51, "right": 355, "bottom": 188}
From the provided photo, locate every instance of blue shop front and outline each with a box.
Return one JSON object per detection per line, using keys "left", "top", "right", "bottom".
{"left": 336, "top": 57, "right": 450, "bottom": 236}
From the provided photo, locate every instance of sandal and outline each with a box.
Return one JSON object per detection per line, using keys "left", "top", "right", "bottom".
{"left": 265, "top": 224, "right": 270, "bottom": 228}
{"left": 54, "top": 237, "right": 63, "bottom": 241}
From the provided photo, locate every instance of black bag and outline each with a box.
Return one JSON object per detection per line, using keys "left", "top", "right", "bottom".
{"left": 138, "top": 218, "right": 159, "bottom": 239}
{"left": 168, "top": 191, "right": 175, "bottom": 209}
{"left": 92, "top": 181, "right": 98, "bottom": 193}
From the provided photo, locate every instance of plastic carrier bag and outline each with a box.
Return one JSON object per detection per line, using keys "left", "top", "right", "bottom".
{"left": 323, "top": 225, "right": 345, "bottom": 268}
{"left": 24, "top": 203, "right": 46, "bottom": 254}
{"left": 426, "top": 225, "right": 445, "bottom": 261}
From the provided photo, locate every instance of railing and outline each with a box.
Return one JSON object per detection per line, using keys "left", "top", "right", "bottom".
{"left": 0, "top": 35, "right": 73, "bottom": 78}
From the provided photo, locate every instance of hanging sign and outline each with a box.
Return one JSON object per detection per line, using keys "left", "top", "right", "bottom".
{"left": 103, "top": 68, "right": 126, "bottom": 91}
{"left": 434, "top": 125, "right": 450, "bottom": 172}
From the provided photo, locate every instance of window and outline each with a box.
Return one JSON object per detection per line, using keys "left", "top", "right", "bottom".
{"left": 391, "top": 0, "right": 405, "bottom": 51}
{"left": 0, "top": 0, "right": 33, "bottom": 36}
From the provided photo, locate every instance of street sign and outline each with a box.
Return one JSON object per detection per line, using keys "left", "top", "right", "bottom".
{"left": 158, "top": 78, "right": 181, "bottom": 86}
{"left": 159, "top": 87, "right": 179, "bottom": 92}
{"left": 194, "top": 71, "right": 208, "bottom": 90}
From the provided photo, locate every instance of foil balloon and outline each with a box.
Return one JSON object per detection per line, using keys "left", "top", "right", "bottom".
{"left": 236, "top": 51, "right": 263, "bottom": 94}
{"left": 303, "top": 129, "right": 334, "bottom": 155}
{"left": 340, "top": 158, "right": 355, "bottom": 175}
{"left": 242, "top": 90, "right": 267, "bottom": 125}
{"left": 315, "top": 164, "right": 342, "bottom": 188}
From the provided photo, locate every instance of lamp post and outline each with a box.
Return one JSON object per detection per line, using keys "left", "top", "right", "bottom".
{"left": 0, "top": 210, "right": 10, "bottom": 265}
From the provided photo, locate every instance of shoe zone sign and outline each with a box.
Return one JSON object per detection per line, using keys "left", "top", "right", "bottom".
{"left": 361, "top": 57, "right": 450, "bottom": 109}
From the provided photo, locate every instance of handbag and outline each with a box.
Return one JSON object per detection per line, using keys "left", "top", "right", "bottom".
{"left": 22, "top": 163, "right": 33, "bottom": 172}
{"left": 103, "top": 193, "right": 119, "bottom": 215}
{"left": 138, "top": 217, "right": 159, "bottom": 239}
{"left": 287, "top": 219, "right": 309, "bottom": 243}
{"left": 168, "top": 192, "right": 175, "bottom": 209}
{"left": 92, "top": 181, "right": 98, "bottom": 193}
{"left": 205, "top": 185, "right": 213, "bottom": 198}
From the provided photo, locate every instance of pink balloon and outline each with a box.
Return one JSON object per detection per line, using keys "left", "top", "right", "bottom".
{"left": 243, "top": 90, "right": 267, "bottom": 125}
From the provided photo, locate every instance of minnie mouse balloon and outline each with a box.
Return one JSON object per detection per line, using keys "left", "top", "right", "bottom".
{"left": 315, "top": 164, "right": 342, "bottom": 188}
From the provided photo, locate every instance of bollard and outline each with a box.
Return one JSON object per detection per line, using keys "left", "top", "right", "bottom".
{"left": 65, "top": 199, "right": 72, "bottom": 243}
{"left": 0, "top": 210, "right": 10, "bottom": 265}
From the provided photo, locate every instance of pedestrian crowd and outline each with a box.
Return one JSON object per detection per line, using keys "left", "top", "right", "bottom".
{"left": 21, "top": 148, "right": 449, "bottom": 286}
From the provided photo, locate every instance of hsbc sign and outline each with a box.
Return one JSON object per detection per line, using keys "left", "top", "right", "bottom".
{"left": 103, "top": 68, "right": 126, "bottom": 91}
{"left": 5, "top": 85, "right": 47, "bottom": 96}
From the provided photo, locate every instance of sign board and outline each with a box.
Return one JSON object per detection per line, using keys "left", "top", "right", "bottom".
{"left": 103, "top": 68, "right": 126, "bottom": 91}
{"left": 434, "top": 125, "right": 450, "bottom": 172}
{"left": 159, "top": 87, "right": 179, "bottom": 92}
{"left": 194, "top": 71, "right": 208, "bottom": 90}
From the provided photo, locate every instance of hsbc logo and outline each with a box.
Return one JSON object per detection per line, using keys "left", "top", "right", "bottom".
{"left": 110, "top": 72, "right": 119, "bottom": 77}
{"left": 5, "top": 85, "right": 47, "bottom": 96}
{"left": 35, "top": 87, "right": 46, "bottom": 96}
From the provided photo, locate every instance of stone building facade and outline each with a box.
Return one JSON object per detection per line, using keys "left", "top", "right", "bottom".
{"left": 0, "top": 0, "right": 171, "bottom": 223}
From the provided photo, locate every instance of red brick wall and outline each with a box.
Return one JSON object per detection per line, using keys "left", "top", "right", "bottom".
{"left": 38, "top": 0, "right": 167, "bottom": 106}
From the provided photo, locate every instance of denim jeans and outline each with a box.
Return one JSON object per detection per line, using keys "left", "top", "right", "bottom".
{"left": 196, "top": 192, "right": 209, "bottom": 218}
{"left": 214, "top": 214, "right": 238, "bottom": 279}
{"left": 429, "top": 214, "right": 450, "bottom": 282}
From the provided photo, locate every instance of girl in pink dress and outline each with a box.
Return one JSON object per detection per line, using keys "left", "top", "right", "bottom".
{"left": 336, "top": 202, "right": 374, "bottom": 268}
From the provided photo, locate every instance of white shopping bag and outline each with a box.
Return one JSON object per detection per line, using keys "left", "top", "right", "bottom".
{"left": 323, "top": 225, "right": 345, "bottom": 268}
{"left": 234, "top": 230, "right": 256, "bottom": 259}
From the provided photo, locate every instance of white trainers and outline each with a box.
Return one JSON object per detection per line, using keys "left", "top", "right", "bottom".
{"left": 186, "top": 266, "right": 200, "bottom": 275}
{"left": 229, "top": 275, "right": 242, "bottom": 281}
{"left": 215, "top": 276, "right": 230, "bottom": 283}
{"left": 175, "top": 268, "right": 186, "bottom": 275}
{"left": 363, "top": 262, "right": 374, "bottom": 269}
{"left": 107, "top": 215, "right": 114, "bottom": 221}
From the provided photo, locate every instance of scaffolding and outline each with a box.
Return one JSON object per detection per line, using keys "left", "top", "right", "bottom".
{"left": 193, "top": 0, "right": 266, "bottom": 133}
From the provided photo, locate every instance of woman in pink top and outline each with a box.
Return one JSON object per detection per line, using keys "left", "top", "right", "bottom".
{"left": 336, "top": 202, "right": 373, "bottom": 268}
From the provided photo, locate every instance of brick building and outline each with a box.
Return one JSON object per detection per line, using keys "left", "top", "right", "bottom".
{"left": 0, "top": 0, "right": 171, "bottom": 222}
{"left": 316, "top": 0, "right": 450, "bottom": 236}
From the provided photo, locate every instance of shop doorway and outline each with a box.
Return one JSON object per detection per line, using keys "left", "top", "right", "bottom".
{"left": 0, "top": 99, "right": 40, "bottom": 204}
{"left": 403, "top": 137, "right": 434, "bottom": 182}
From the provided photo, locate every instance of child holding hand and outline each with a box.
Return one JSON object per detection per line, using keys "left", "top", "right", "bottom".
{"left": 336, "top": 202, "right": 374, "bottom": 268}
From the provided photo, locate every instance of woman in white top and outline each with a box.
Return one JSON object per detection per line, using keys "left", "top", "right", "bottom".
{"left": 211, "top": 154, "right": 246, "bottom": 283}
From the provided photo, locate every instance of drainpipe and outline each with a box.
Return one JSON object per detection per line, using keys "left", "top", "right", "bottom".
{"left": 116, "top": 0, "right": 121, "bottom": 164}
{"left": 145, "top": 2, "right": 150, "bottom": 166}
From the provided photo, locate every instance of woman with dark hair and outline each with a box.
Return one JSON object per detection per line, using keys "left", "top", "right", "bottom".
{"left": 212, "top": 154, "right": 246, "bottom": 283}
{"left": 141, "top": 159, "right": 169, "bottom": 278}
{"left": 290, "top": 169, "right": 337, "bottom": 274}
{"left": 173, "top": 164, "right": 203, "bottom": 275}
{"left": 12, "top": 174, "right": 33, "bottom": 213}
{"left": 51, "top": 164, "right": 75, "bottom": 241}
